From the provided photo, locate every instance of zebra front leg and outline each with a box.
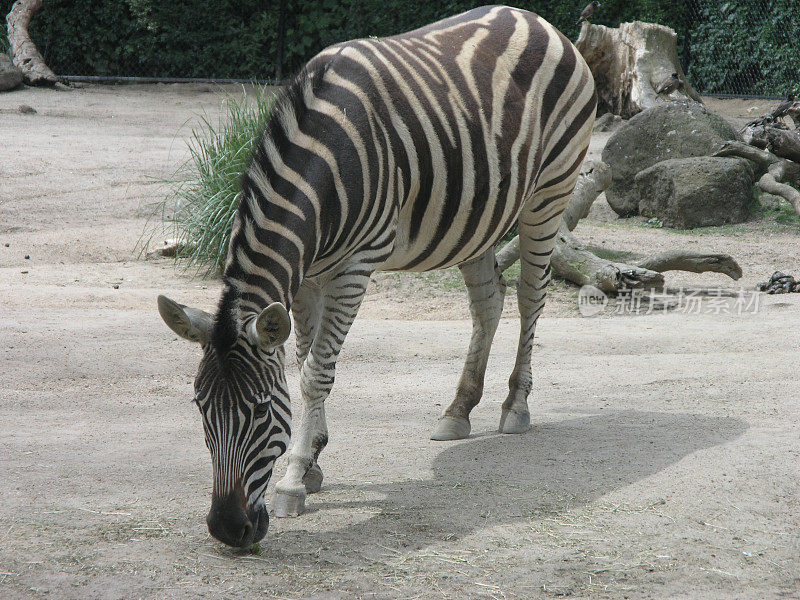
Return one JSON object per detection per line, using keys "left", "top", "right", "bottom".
{"left": 290, "top": 278, "right": 325, "bottom": 494}
{"left": 431, "top": 250, "right": 507, "bottom": 440}
{"left": 292, "top": 278, "right": 323, "bottom": 370}
{"left": 273, "top": 261, "right": 372, "bottom": 517}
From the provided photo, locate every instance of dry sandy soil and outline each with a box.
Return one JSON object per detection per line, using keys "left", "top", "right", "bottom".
{"left": 1, "top": 85, "right": 799, "bottom": 600}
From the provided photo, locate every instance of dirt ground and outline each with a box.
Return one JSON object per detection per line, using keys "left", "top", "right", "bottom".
{"left": 1, "top": 85, "right": 798, "bottom": 600}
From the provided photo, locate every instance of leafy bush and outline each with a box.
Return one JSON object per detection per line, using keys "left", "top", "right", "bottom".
{"left": 2, "top": 0, "right": 795, "bottom": 94}
{"left": 687, "top": 0, "right": 800, "bottom": 95}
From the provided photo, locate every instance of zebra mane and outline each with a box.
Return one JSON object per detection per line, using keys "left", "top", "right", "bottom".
{"left": 211, "top": 285, "right": 240, "bottom": 359}
{"left": 259, "top": 61, "right": 329, "bottom": 159}
{"left": 211, "top": 63, "right": 330, "bottom": 359}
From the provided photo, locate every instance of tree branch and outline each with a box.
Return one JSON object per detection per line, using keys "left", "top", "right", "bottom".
{"left": 636, "top": 251, "right": 742, "bottom": 280}
{"left": 713, "top": 140, "right": 800, "bottom": 217}
{"left": 551, "top": 224, "right": 665, "bottom": 292}
{"left": 759, "top": 168, "right": 800, "bottom": 216}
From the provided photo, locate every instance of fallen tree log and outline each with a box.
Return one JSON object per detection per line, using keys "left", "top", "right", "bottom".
{"left": 6, "top": 0, "right": 57, "bottom": 86}
{"left": 739, "top": 120, "right": 800, "bottom": 163}
{"left": 498, "top": 160, "right": 743, "bottom": 293}
{"left": 550, "top": 226, "right": 664, "bottom": 292}
{"left": 576, "top": 21, "right": 702, "bottom": 118}
{"left": 714, "top": 140, "right": 800, "bottom": 217}
{"left": 765, "top": 128, "right": 800, "bottom": 163}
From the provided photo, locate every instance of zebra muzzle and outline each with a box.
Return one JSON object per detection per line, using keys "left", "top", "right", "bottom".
{"left": 206, "top": 493, "right": 268, "bottom": 548}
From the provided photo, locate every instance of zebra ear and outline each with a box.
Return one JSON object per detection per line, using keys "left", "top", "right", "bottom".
{"left": 247, "top": 302, "right": 291, "bottom": 351}
{"left": 157, "top": 295, "right": 213, "bottom": 345}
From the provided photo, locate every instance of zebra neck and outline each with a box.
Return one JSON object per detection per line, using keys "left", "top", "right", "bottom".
{"left": 222, "top": 239, "right": 305, "bottom": 318}
{"left": 221, "top": 203, "right": 321, "bottom": 320}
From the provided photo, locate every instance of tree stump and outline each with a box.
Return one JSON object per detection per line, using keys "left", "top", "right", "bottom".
{"left": 6, "top": 0, "right": 57, "bottom": 86}
{"left": 576, "top": 21, "right": 701, "bottom": 118}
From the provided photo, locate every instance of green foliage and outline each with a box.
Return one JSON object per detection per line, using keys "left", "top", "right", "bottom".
{"left": 686, "top": 0, "right": 800, "bottom": 95}
{"left": 751, "top": 196, "right": 800, "bottom": 227}
{"left": 0, "top": 0, "right": 281, "bottom": 79}
{"left": 154, "top": 86, "right": 277, "bottom": 271}
{"left": 773, "top": 204, "right": 800, "bottom": 226}
{"left": 1, "top": 0, "right": 795, "bottom": 94}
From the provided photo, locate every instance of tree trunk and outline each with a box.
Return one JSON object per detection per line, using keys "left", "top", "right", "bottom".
{"left": 576, "top": 21, "right": 701, "bottom": 118}
{"left": 6, "top": 0, "right": 57, "bottom": 86}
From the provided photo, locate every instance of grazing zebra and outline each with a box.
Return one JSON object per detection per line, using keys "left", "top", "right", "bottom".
{"left": 158, "top": 5, "right": 596, "bottom": 548}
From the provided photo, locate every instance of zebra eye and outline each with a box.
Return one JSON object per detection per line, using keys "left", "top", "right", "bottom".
{"left": 253, "top": 399, "right": 270, "bottom": 418}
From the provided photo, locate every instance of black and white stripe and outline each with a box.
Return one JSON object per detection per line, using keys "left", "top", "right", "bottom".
{"left": 159, "top": 5, "right": 596, "bottom": 547}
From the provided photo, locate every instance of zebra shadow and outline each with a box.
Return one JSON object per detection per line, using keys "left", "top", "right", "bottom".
{"left": 268, "top": 409, "right": 746, "bottom": 562}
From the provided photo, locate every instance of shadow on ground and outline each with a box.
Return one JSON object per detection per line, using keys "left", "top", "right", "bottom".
{"left": 262, "top": 409, "right": 746, "bottom": 562}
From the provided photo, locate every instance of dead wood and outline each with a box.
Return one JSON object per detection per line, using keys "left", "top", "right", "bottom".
{"left": 714, "top": 141, "right": 800, "bottom": 217}
{"left": 576, "top": 21, "right": 701, "bottom": 118}
{"left": 550, "top": 225, "right": 665, "bottom": 292}
{"left": 636, "top": 251, "right": 742, "bottom": 280}
{"left": 764, "top": 128, "right": 800, "bottom": 163}
{"left": 739, "top": 121, "right": 800, "bottom": 163}
{"left": 6, "top": 0, "right": 57, "bottom": 86}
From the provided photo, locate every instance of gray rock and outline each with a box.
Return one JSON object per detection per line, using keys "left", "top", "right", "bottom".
{"left": 0, "top": 52, "right": 23, "bottom": 92}
{"left": 602, "top": 101, "right": 740, "bottom": 215}
{"left": 594, "top": 113, "right": 625, "bottom": 133}
{"left": 635, "top": 156, "right": 756, "bottom": 229}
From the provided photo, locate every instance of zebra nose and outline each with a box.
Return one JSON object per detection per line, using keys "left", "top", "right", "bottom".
{"left": 206, "top": 493, "right": 255, "bottom": 548}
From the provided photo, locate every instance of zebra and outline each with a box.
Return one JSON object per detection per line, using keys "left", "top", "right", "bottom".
{"left": 158, "top": 5, "right": 596, "bottom": 548}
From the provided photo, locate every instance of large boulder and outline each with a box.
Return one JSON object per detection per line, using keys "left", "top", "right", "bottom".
{"left": 635, "top": 156, "right": 756, "bottom": 229}
{"left": 0, "top": 53, "right": 23, "bottom": 91}
{"left": 602, "top": 101, "right": 740, "bottom": 215}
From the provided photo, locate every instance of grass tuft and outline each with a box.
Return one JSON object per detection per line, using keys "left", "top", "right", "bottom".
{"left": 145, "top": 85, "right": 278, "bottom": 272}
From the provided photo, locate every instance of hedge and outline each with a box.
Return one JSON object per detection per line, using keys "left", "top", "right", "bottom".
{"left": 1, "top": 0, "right": 796, "bottom": 94}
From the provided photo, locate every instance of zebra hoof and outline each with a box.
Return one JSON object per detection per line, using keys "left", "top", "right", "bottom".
{"left": 498, "top": 408, "right": 531, "bottom": 434}
{"left": 272, "top": 490, "right": 306, "bottom": 518}
{"left": 303, "top": 463, "right": 323, "bottom": 494}
{"left": 430, "top": 416, "right": 471, "bottom": 441}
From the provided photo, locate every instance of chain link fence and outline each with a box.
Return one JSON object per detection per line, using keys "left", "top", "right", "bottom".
{"left": 2, "top": 0, "right": 798, "bottom": 97}
{"left": 683, "top": 0, "right": 799, "bottom": 97}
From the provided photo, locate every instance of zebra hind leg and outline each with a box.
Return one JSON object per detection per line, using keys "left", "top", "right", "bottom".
{"left": 430, "top": 250, "right": 507, "bottom": 441}
{"left": 292, "top": 279, "right": 326, "bottom": 494}
{"left": 273, "top": 259, "right": 372, "bottom": 517}
{"left": 499, "top": 194, "right": 566, "bottom": 434}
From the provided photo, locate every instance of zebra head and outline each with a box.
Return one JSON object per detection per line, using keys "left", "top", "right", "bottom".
{"left": 157, "top": 294, "right": 292, "bottom": 548}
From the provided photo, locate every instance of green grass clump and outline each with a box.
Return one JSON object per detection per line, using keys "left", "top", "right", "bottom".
{"left": 153, "top": 86, "right": 278, "bottom": 271}
{"left": 752, "top": 200, "right": 800, "bottom": 227}
{"left": 773, "top": 204, "right": 800, "bottom": 226}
